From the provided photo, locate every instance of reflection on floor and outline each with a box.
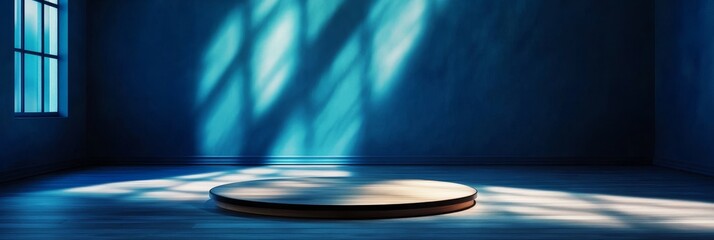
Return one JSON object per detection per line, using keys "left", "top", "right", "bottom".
{"left": 1, "top": 165, "right": 713, "bottom": 239}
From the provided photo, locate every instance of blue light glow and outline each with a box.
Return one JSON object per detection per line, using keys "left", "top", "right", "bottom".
{"left": 196, "top": 9, "right": 243, "bottom": 106}
{"left": 310, "top": 37, "right": 364, "bottom": 157}
{"left": 200, "top": 69, "right": 244, "bottom": 155}
{"left": 269, "top": 35, "right": 364, "bottom": 163}
{"left": 306, "top": 0, "right": 344, "bottom": 42}
{"left": 368, "top": 0, "right": 428, "bottom": 100}
{"left": 197, "top": 8, "right": 245, "bottom": 156}
{"left": 195, "top": 0, "right": 440, "bottom": 161}
{"left": 270, "top": 112, "right": 308, "bottom": 157}
{"left": 251, "top": 0, "right": 298, "bottom": 117}
{"left": 250, "top": 0, "right": 279, "bottom": 27}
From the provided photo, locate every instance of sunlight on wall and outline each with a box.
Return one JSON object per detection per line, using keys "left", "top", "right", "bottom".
{"left": 197, "top": 8, "right": 245, "bottom": 156}
{"left": 270, "top": 111, "right": 308, "bottom": 157}
{"left": 196, "top": 8, "right": 243, "bottom": 105}
{"left": 269, "top": 0, "right": 434, "bottom": 160}
{"left": 306, "top": 0, "right": 345, "bottom": 42}
{"left": 195, "top": 0, "right": 443, "bottom": 160}
{"left": 200, "top": 73, "right": 244, "bottom": 155}
{"left": 251, "top": 0, "right": 299, "bottom": 117}
{"left": 310, "top": 35, "right": 364, "bottom": 157}
{"left": 368, "top": 0, "right": 429, "bottom": 100}
{"left": 269, "top": 34, "right": 364, "bottom": 163}
{"left": 250, "top": 0, "right": 279, "bottom": 26}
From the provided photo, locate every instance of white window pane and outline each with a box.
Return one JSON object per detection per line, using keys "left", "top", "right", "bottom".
{"left": 44, "top": 58, "right": 58, "bottom": 112}
{"left": 24, "top": 54, "right": 42, "bottom": 113}
{"left": 14, "top": 0, "right": 22, "bottom": 48}
{"left": 15, "top": 53, "right": 22, "bottom": 112}
{"left": 24, "top": 0, "right": 42, "bottom": 52}
{"left": 44, "top": 6, "right": 58, "bottom": 55}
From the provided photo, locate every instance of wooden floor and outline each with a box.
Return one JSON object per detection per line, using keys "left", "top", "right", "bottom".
{"left": 0, "top": 165, "right": 713, "bottom": 239}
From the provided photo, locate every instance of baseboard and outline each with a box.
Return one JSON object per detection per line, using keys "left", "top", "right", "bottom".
{"left": 0, "top": 160, "right": 84, "bottom": 183}
{"left": 91, "top": 156, "right": 651, "bottom": 165}
{"left": 654, "top": 157, "right": 714, "bottom": 177}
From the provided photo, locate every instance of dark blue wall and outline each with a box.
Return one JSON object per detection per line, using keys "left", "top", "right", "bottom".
{"left": 87, "top": 0, "right": 654, "bottom": 164}
{"left": 0, "top": 0, "right": 87, "bottom": 181}
{"left": 655, "top": 0, "right": 714, "bottom": 175}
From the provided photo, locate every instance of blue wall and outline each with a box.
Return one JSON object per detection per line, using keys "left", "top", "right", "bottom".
{"left": 0, "top": 0, "right": 87, "bottom": 181}
{"left": 87, "top": 0, "right": 654, "bottom": 164}
{"left": 655, "top": 0, "right": 714, "bottom": 175}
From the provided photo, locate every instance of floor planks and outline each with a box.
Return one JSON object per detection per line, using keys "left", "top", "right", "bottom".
{"left": 0, "top": 165, "right": 713, "bottom": 239}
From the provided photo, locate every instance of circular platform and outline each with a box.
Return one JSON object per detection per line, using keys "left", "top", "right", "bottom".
{"left": 210, "top": 178, "right": 477, "bottom": 219}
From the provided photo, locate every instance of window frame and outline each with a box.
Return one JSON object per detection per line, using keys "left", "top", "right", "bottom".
{"left": 14, "top": 0, "right": 61, "bottom": 118}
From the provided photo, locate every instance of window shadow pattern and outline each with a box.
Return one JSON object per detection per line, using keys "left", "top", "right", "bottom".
{"left": 195, "top": 0, "right": 439, "bottom": 163}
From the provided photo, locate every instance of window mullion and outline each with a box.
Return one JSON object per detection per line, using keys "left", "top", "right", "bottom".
{"left": 14, "top": 48, "right": 58, "bottom": 58}
{"left": 32, "top": 0, "right": 57, "bottom": 8}
{"left": 20, "top": 0, "right": 25, "bottom": 113}
{"left": 55, "top": 2, "right": 59, "bottom": 112}
{"left": 41, "top": 2, "right": 45, "bottom": 112}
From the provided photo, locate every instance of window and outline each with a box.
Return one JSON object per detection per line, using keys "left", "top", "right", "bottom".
{"left": 14, "top": 0, "right": 60, "bottom": 116}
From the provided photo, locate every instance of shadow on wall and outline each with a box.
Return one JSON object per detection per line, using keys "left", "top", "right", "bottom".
{"left": 87, "top": 0, "right": 653, "bottom": 163}
{"left": 195, "top": 0, "right": 446, "bottom": 163}
{"left": 655, "top": 0, "right": 714, "bottom": 175}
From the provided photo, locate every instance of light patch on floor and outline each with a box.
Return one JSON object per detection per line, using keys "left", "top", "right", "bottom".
{"left": 56, "top": 166, "right": 352, "bottom": 202}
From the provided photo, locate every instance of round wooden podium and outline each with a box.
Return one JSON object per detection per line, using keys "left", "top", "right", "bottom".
{"left": 210, "top": 178, "right": 477, "bottom": 219}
